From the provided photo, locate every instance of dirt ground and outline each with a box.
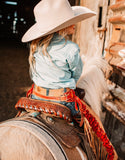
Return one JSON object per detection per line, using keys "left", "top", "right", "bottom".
{"left": 0, "top": 38, "right": 32, "bottom": 122}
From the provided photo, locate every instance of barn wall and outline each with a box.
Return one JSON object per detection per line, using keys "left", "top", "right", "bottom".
{"left": 74, "top": 0, "right": 116, "bottom": 56}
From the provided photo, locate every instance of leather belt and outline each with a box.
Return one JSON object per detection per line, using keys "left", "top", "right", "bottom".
{"left": 32, "top": 89, "right": 74, "bottom": 102}
{"left": 34, "top": 85, "right": 71, "bottom": 97}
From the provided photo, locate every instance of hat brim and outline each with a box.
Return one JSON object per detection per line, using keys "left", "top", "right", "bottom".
{"left": 22, "top": 6, "right": 96, "bottom": 42}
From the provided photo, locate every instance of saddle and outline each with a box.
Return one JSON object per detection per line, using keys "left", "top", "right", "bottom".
{"left": 15, "top": 97, "right": 81, "bottom": 148}
{"left": 15, "top": 97, "right": 97, "bottom": 160}
{"left": 15, "top": 97, "right": 118, "bottom": 160}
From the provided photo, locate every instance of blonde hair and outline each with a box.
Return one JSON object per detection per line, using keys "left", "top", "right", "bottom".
{"left": 29, "top": 26, "right": 71, "bottom": 75}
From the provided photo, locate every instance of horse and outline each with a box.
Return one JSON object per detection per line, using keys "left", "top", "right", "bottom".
{"left": 0, "top": 52, "right": 118, "bottom": 160}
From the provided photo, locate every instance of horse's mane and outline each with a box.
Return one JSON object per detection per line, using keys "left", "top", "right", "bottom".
{"left": 77, "top": 45, "right": 108, "bottom": 118}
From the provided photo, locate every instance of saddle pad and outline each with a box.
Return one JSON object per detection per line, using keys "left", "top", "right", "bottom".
{"left": 0, "top": 119, "right": 68, "bottom": 160}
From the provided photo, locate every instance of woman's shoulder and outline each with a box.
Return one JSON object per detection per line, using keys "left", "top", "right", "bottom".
{"left": 66, "top": 40, "right": 79, "bottom": 50}
{"left": 64, "top": 40, "right": 80, "bottom": 57}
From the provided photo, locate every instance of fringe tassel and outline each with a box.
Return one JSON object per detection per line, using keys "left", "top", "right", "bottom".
{"left": 26, "top": 84, "right": 34, "bottom": 98}
{"left": 73, "top": 92, "right": 116, "bottom": 160}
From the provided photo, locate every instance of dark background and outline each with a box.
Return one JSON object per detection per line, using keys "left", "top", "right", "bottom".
{"left": 0, "top": 0, "right": 77, "bottom": 121}
{"left": 0, "top": 0, "right": 76, "bottom": 41}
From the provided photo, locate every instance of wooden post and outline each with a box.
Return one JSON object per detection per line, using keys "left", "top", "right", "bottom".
{"left": 75, "top": 0, "right": 80, "bottom": 5}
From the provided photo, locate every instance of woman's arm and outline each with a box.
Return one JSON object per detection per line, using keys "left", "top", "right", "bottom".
{"left": 67, "top": 47, "right": 83, "bottom": 83}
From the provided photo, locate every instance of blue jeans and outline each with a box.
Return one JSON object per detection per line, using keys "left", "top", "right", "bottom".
{"left": 31, "top": 94, "right": 79, "bottom": 116}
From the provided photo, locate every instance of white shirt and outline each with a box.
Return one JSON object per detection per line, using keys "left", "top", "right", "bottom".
{"left": 31, "top": 33, "right": 83, "bottom": 89}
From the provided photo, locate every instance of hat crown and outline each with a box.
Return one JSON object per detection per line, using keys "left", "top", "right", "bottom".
{"left": 34, "top": 0, "right": 74, "bottom": 30}
{"left": 22, "top": 0, "right": 96, "bottom": 42}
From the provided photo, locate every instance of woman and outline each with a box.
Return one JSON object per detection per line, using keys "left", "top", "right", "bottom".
{"left": 22, "top": 0, "right": 96, "bottom": 117}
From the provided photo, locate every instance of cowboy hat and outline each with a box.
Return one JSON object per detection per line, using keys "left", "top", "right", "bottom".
{"left": 22, "top": 0, "right": 96, "bottom": 42}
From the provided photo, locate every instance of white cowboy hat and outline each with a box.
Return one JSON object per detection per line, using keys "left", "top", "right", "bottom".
{"left": 22, "top": 0, "right": 96, "bottom": 42}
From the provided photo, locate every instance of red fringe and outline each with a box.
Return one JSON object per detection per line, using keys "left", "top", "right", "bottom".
{"left": 71, "top": 90, "right": 115, "bottom": 160}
